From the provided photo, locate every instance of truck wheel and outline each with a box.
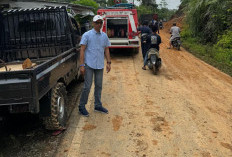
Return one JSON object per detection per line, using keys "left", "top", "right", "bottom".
{"left": 44, "top": 83, "right": 67, "bottom": 130}
{"left": 133, "top": 48, "right": 139, "bottom": 54}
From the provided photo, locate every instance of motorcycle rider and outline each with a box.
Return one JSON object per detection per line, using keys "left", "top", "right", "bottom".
{"left": 159, "top": 20, "right": 163, "bottom": 29}
{"left": 138, "top": 20, "right": 152, "bottom": 59}
{"left": 168, "top": 22, "right": 180, "bottom": 49}
{"left": 149, "top": 15, "right": 159, "bottom": 34}
{"left": 142, "top": 26, "right": 162, "bottom": 70}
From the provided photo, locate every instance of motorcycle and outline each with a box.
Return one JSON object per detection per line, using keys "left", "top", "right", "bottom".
{"left": 147, "top": 48, "right": 162, "bottom": 75}
{"left": 171, "top": 37, "right": 181, "bottom": 51}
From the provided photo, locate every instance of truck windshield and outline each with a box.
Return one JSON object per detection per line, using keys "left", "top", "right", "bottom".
{"left": 107, "top": 18, "right": 128, "bottom": 38}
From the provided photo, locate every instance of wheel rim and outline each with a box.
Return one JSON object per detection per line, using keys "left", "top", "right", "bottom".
{"left": 57, "top": 96, "right": 65, "bottom": 121}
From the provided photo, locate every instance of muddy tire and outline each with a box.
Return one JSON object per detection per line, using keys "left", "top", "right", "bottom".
{"left": 153, "top": 65, "right": 158, "bottom": 75}
{"left": 134, "top": 48, "right": 139, "bottom": 54}
{"left": 44, "top": 82, "right": 67, "bottom": 130}
{"left": 177, "top": 45, "right": 181, "bottom": 51}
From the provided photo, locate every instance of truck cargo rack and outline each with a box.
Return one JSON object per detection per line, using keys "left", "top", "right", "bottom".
{"left": 0, "top": 6, "right": 73, "bottom": 62}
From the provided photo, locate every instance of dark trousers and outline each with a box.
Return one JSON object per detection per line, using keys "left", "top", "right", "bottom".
{"left": 79, "top": 65, "right": 103, "bottom": 109}
{"left": 141, "top": 43, "right": 150, "bottom": 59}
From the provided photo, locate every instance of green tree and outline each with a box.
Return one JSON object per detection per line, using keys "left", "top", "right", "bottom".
{"left": 179, "top": 0, "right": 232, "bottom": 75}
{"left": 72, "top": 0, "right": 99, "bottom": 10}
{"left": 136, "top": 0, "right": 175, "bottom": 21}
{"left": 185, "top": 0, "right": 232, "bottom": 43}
{"left": 106, "top": 0, "right": 128, "bottom": 6}
{"left": 136, "top": 0, "right": 158, "bottom": 16}
{"left": 95, "top": 0, "right": 107, "bottom": 7}
{"left": 72, "top": 0, "right": 98, "bottom": 24}
{"left": 136, "top": 0, "right": 158, "bottom": 8}
{"left": 159, "top": 0, "right": 168, "bottom": 9}
{"left": 136, "top": 5, "right": 153, "bottom": 18}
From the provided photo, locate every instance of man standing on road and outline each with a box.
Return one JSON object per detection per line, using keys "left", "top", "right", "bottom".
{"left": 78, "top": 15, "right": 111, "bottom": 117}
{"left": 138, "top": 20, "right": 152, "bottom": 60}
{"left": 168, "top": 23, "right": 181, "bottom": 49}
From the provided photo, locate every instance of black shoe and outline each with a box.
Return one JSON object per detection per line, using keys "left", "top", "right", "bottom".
{"left": 94, "top": 106, "right": 109, "bottom": 114}
{"left": 79, "top": 107, "right": 89, "bottom": 117}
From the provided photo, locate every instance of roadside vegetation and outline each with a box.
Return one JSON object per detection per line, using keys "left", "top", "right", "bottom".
{"left": 179, "top": 0, "right": 232, "bottom": 76}
{"left": 47, "top": 0, "right": 231, "bottom": 75}
{"left": 136, "top": 0, "right": 177, "bottom": 21}
{"left": 52, "top": 0, "right": 176, "bottom": 23}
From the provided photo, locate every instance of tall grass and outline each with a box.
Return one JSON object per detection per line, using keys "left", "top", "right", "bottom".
{"left": 185, "top": 0, "right": 232, "bottom": 43}
{"left": 179, "top": 0, "right": 232, "bottom": 76}
{"left": 181, "top": 26, "right": 232, "bottom": 76}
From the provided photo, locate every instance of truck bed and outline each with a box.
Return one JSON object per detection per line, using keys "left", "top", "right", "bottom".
{"left": 0, "top": 63, "right": 37, "bottom": 72}
{"left": 0, "top": 48, "right": 79, "bottom": 113}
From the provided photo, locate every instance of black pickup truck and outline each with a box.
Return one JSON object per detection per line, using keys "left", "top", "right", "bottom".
{"left": 0, "top": 6, "right": 82, "bottom": 130}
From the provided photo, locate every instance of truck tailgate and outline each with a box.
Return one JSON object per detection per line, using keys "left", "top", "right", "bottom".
{"left": 0, "top": 71, "right": 33, "bottom": 106}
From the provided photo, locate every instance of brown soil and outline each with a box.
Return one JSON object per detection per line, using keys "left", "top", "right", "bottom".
{"left": 56, "top": 27, "right": 232, "bottom": 157}
{"left": 112, "top": 115, "right": 123, "bottom": 131}
{"left": 164, "top": 16, "right": 185, "bottom": 33}
{"left": 82, "top": 124, "right": 97, "bottom": 131}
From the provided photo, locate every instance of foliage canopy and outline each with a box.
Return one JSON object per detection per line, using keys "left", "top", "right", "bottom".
{"left": 182, "top": 0, "right": 232, "bottom": 43}
{"left": 136, "top": 0, "right": 176, "bottom": 21}
{"left": 72, "top": 0, "right": 98, "bottom": 12}
{"left": 180, "top": 0, "right": 232, "bottom": 76}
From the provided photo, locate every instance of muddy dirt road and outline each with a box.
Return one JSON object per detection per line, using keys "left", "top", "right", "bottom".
{"left": 55, "top": 29, "right": 232, "bottom": 157}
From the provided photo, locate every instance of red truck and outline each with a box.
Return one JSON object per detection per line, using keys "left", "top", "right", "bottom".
{"left": 97, "top": 3, "right": 139, "bottom": 51}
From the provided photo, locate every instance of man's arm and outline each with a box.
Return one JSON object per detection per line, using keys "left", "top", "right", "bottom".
{"left": 105, "top": 47, "right": 111, "bottom": 73}
{"left": 137, "top": 27, "right": 141, "bottom": 35}
{"left": 105, "top": 47, "right": 110, "bottom": 62}
{"left": 80, "top": 45, "right": 86, "bottom": 64}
